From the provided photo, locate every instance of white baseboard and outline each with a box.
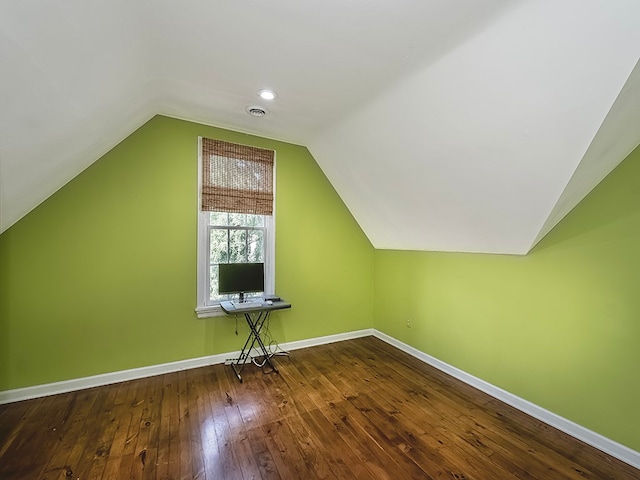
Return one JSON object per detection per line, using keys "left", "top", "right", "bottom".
{"left": 0, "top": 353, "right": 226, "bottom": 405}
{"left": 282, "top": 328, "right": 374, "bottom": 352}
{"left": 372, "top": 329, "right": 640, "bottom": 470}
{"left": 1, "top": 327, "right": 637, "bottom": 470}
{"left": 0, "top": 328, "right": 373, "bottom": 405}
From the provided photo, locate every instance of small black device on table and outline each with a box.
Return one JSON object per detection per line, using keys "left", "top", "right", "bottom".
{"left": 217, "top": 262, "right": 291, "bottom": 382}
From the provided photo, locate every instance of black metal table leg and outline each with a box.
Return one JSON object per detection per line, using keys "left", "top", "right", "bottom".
{"left": 230, "top": 310, "right": 278, "bottom": 382}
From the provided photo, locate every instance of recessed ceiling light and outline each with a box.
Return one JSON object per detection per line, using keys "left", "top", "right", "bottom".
{"left": 246, "top": 105, "right": 269, "bottom": 117}
{"left": 257, "top": 89, "right": 277, "bottom": 101}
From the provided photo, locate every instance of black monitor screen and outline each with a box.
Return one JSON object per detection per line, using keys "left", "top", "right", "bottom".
{"left": 218, "top": 262, "right": 264, "bottom": 296}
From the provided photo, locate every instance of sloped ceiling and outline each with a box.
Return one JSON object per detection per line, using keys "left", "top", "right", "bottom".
{"left": 1, "top": 0, "right": 639, "bottom": 254}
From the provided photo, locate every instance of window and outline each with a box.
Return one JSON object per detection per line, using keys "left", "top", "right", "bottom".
{"left": 196, "top": 138, "right": 275, "bottom": 318}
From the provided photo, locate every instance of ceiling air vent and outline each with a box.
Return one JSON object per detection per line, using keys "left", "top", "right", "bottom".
{"left": 245, "top": 105, "right": 269, "bottom": 117}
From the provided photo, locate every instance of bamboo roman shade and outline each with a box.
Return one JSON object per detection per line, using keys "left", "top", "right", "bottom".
{"left": 201, "top": 138, "right": 275, "bottom": 216}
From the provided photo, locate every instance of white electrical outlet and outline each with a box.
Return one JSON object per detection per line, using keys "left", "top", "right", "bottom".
{"left": 406, "top": 318, "right": 412, "bottom": 328}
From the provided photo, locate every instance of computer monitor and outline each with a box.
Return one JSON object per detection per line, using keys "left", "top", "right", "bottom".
{"left": 218, "top": 262, "right": 264, "bottom": 302}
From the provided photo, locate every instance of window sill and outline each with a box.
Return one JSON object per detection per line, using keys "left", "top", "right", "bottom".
{"left": 195, "top": 305, "right": 227, "bottom": 318}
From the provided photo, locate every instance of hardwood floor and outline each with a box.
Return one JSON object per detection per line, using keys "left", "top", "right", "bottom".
{"left": 1, "top": 336, "right": 638, "bottom": 479}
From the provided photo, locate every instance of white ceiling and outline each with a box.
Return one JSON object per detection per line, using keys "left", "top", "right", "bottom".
{"left": 1, "top": 0, "right": 639, "bottom": 254}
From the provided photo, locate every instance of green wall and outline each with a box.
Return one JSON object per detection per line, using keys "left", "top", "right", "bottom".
{"left": 374, "top": 145, "right": 640, "bottom": 451}
{"left": 2, "top": 113, "right": 639, "bottom": 454}
{"left": 0, "top": 115, "right": 374, "bottom": 391}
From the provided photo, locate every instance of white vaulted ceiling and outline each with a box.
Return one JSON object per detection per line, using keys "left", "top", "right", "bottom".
{"left": 1, "top": 0, "right": 639, "bottom": 254}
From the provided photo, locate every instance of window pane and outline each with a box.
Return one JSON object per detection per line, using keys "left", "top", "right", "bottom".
{"left": 209, "top": 211, "right": 229, "bottom": 226}
{"left": 247, "top": 229, "right": 264, "bottom": 262}
{"left": 245, "top": 214, "right": 264, "bottom": 227}
{"left": 228, "top": 229, "right": 247, "bottom": 262}
{"left": 227, "top": 213, "right": 246, "bottom": 226}
{"left": 209, "top": 211, "right": 265, "bottom": 228}
{"left": 210, "top": 229, "right": 229, "bottom": 264}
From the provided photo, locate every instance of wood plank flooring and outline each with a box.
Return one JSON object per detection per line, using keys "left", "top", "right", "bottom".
{"left": 1, "top": 336, "right": 638, "bottom": 479}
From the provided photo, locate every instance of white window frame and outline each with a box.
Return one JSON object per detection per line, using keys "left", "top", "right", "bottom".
{"left": 195, "top": 137, "right": 276, "bottom": 318}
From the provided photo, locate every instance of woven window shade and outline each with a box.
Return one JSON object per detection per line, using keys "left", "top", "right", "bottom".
{"left": 201, "top": 138, "right": 274, "bottom": 215}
